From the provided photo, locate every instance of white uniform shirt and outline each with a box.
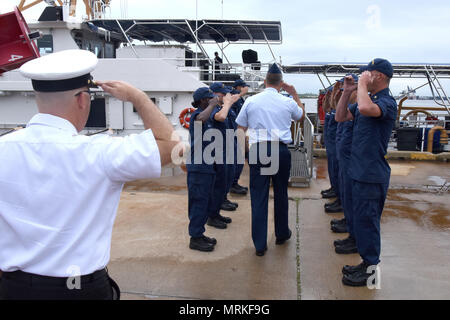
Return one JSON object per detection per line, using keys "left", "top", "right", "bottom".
{"left": 0, "top": 113, "right": 161, "bottom": 276}
{"left": 235, "top": 88, "right": 303, "bottom": 144}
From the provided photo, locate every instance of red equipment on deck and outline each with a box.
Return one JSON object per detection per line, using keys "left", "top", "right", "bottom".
{"left": 0, "top": 7, "right": 40, "bottom": 75}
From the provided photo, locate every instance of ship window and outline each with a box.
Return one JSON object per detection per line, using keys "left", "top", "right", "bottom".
{"left": 37, "top": 34, "right": 53, "bottom": 55}
{"left": 86, "top": 98, "right": 106, "bottom": 128}
{"left": 104, "top": 43, "right": 115, "bottom": 58}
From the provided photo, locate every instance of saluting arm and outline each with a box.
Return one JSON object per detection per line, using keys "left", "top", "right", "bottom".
{"left": 196, "top": 97, "right": 219, "bottom": 123}
{"left": 97, "top": 80, "right": 181, "bottom": 166}
{"left": 282, "top": 82, "right": 305, "bottom": 122}
{"left": 214, "top": 94, "right": 240, "bottom": 122}
{"left": 357, "top": 71, "right": 382, "bottom": 117}
{"left": 335, "top": 76, "right": 356, "bottom": 122}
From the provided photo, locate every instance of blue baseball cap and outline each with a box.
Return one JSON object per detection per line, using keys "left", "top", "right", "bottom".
{"left": 193, "top": 87, "right": 215, "bottom": 102}
{"left": 338, "top": 73, "right": 358, "bottom": 83}
{"left": 268, "top": 63, "right": 282, "bottom": 74}
{"left": 359, "top": 58, "right": 393, "bottom": 78}
{"left": 210, "top": 82, "right": 232, "bottom": 94}
{"left": 233, "top": 79, "right": 249, "bottom": 88}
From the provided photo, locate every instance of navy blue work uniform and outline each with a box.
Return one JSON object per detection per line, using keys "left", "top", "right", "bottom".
{"left": 325, "top": 110, "right": 340, "bottom": 199}
{"left": 236, "top": 83, "right": 303, "bottom": 252}
{"left": 231, "top": 94, "right": 246, "bottom": 185}
{"left": 336, "top": 118, "right": 355, "bottom": 238}
{"left": 224, "top": 107, "right": 236, "bottom": 198}
{"left": 186, "top": 109, "right": 216, "bottom": 238}
{"left": 348, "top": 88, "right": 397, "bottom": 266}
{"left": 207, "top": 105, "right": 232, "bottom": 218}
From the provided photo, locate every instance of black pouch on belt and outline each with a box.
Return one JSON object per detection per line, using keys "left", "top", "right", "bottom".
{"left": 105, "top": 269, "right": 120, "bottom": 300}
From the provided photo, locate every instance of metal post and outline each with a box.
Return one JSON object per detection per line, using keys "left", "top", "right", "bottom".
{"left": 115, "top": 19, "right": 139, "bottom": 58}
{"left": 195, "top": 0, "right": 198, "bottom": 67}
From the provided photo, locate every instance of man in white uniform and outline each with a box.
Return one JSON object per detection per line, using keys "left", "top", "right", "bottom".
{"left": 0, "top": 50, "right": 179, "bottom": 300}
{"left": 235, "top": 63, "right": 305, "bottom": 256}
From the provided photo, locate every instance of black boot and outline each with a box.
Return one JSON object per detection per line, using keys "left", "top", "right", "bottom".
{"left": 325, "top": 201, "right": 343, "bottom": 213}
{"left": 207, "top": 217, "right": 227, "bottom": 229}
{"left": 342, "top": 261, "right": 366, "bottom": 276}
{"left": 255, "top": 246, "right": 268, "bottom": 257}
{"left": 221, "top": 201, "right": 236, "bottom": 211}
{"left": 330, "top": 218, "right": 346, "bottom": 226}
{"left": 230, "top": 184, "right": 248, "bottom": 195}
{"left": 189, "top": 237, "right": 215, "bottom": 252}
{"left": 342, "top": 262, "right": 375, "bottom": 287}
{"left": 333, "top": 236, "right": 354, "bottom": 247}
{"left": 331, "top": 222, "right": 348, "bottom": 233}
{"left": 322, "top": 189, "right": 337, "bottom": 199}
{"left": 335, "top": 239, "right": 358, "bottom": 254}
{"left": 321, "top": 187, "right": 333, "bottom": 195}
{"left": 217, "top": 214, "right": 232, "bottom": 224}
{"left": 275, "top": 229, "right": 292, "bottom": 245}
{"left": 324, "top": 198, "right": 340, "bottom": 209}
{"left": 224, "top": 198, "right": 238, "bottom": 208}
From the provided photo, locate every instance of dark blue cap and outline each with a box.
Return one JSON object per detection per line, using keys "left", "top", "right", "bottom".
{"left": 338, "top": 73, "right": 358, "bottom": 83}
{"left": 268, "top": 63, "right": 282, "bottom": 74}
{"left": 359, "top": 58, "right": 393, "bottom": 78}
{"left": 210, "top": 82, "right": 232, "bottom": 94}
{"left": 193, "top": 87, "right": 215, "bottom": 101}
{"left": 233, "top": 79, "right": 249, "bottom": 88}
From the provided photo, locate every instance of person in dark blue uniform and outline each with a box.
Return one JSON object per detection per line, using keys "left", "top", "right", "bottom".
{"left": 186, "top": 87, "right": 221, "bottom": 252}
{"left": 324, "top": 82, "right": 343, "bottom": 213}
{"left": 230, "top": 79, "right": 250, "bottom": 195}
{"left": 206, "top": 82, "right": 240, "bottom": 228}
{"left": 333, "top": 76, "right": 358, "bottom": 254}
{"left": 321, "top": 89, "right": 337, "bottom": 198}
{"left": 236, "top": 64, "right": 305, "bottom": 256}
{"left": 221, "top": 85, "right": 240, "bottom": 209}
{"left": 331, "top": 75, "right": 357, "bottom": 234}
{"left": 335, "top": 58, "right": 397, "bottom": 286}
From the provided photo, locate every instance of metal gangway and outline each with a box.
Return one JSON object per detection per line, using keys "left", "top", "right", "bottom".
{"left": 289, "top": 115, "right": 314, "bottom": 188}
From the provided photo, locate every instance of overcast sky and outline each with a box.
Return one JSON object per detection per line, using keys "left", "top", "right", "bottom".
{"left": 2, "top": 0, "right": 450, "bottom": 95}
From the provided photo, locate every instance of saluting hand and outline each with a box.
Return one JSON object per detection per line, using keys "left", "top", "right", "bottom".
{"left": 343, "top": 75, "right": 358, "bottom": 93}
{"left": 281, "top": 82, "right": 297, "bottom": 96}
{"left": 208, "top": 96, "right": 219, "bottom": 107}
{"left": 223, "top": 93, "right": 240, "bottom": 106}
{"left": 96, "top": 80, "right": 147, "bottom": 105}
{"left": 358, "top": 71, "right": 373, "bottom": 88}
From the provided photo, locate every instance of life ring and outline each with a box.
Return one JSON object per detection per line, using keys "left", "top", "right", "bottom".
{"left": 179, "top": 107, "right": 196, "bottom": 129}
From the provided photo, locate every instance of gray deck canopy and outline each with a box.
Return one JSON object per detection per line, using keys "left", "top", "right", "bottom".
{"left": 88, "top": 19, "right": 282, "bottom": 44}
{"left": 283, "top": 62, "right": 450, "bottom": 78}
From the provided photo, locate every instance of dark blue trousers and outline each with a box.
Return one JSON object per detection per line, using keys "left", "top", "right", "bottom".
{"left": 208, "top": 164, "right": 227, "bottom": 218}
{"left": 187, "top": 172, "right": 216, "bottom": 238}
{"left": 249, "top": 142, "right": 291, "bottom": 252}
{"left": 328, "top": 152, "right": 340, "bottom": 199}
{"left": 352, "top": 180, "right": 389, "bottom": 265}
{"left": 233, "top": 142, "right": 245, "bottom": 185}
{"left": 339, "top": 161, "right": 354, "bottom": 238}
{"left": 225, "top": 164, "right": 235, "bottom": 197}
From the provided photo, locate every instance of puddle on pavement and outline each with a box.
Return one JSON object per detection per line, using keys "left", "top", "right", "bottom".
{"left": 313, "top": 159, "right": 328, "bottom": 180}
{"left": 427, "top": 176, "right": 447, "bottom": 185}
{"left": 384, "top": 188, "right": 450, "bottom": 231}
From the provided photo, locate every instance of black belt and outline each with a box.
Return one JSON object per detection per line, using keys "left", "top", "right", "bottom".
{"left": 2, "top": 268, "right": 108, "bottom": 287}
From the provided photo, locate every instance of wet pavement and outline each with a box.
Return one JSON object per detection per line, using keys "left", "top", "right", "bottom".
{"left": 109, "top": 158, "right": 450, "bottom": 300}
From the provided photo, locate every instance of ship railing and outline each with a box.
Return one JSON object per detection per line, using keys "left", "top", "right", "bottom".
{"left": 289, "top": 115, "right": 314, "bottom": 187}
{"left": 129, "top": 56, "right": 276, "bottom": 92}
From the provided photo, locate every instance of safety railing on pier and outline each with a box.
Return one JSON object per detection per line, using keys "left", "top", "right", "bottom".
{"left": 289, "top": 115, "right": 314, "bottom": 187}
